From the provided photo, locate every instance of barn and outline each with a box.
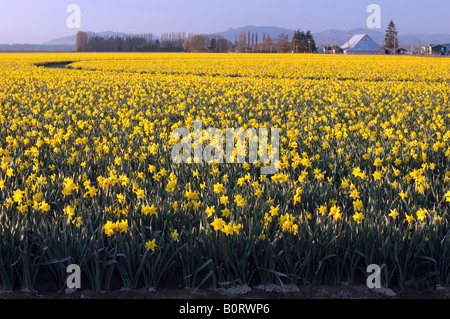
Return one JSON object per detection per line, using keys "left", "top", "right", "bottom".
{"left": 340, "top": 34, "right": 381, "bottom": 55}
{"left": 425, "top": 44, "right": 447, "bottom": 55}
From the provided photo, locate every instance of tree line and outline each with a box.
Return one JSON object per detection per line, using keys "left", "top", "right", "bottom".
{"left": 75, "top": 29, "right": 317, "bottom": 53}
{"left": 75, "top": 31, "right": 232, "bottom": 53}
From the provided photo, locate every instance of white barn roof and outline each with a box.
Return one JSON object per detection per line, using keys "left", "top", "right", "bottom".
{"left": 340, "top": 34, "right": 381, "bottom": 54}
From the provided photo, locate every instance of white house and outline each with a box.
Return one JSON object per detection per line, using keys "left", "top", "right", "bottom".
{"left": 340, "top": 34, "right": 381, "bottom": 54}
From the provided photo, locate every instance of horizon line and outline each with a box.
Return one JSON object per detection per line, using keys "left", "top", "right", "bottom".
{"left": 3, "top": 25, "right": 450, "bottom": 46}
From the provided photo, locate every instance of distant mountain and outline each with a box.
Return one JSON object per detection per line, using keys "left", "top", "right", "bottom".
{"left": 43, "top": 31, "right": 159, "bottom": 46}
{"left": 397, "top": 33, "right": 450, "bottom": 46}
{"left": 44, "top": 35, "right": 78, "bottom": 46}
{"left": 213, "top": 26, "right": 450, "bottom": 47}
{"left": 213, "top": 25, "right": 295, "bottom": 42}
{"left": 44, "top": 31, "right": 127, "bottom": 46}
{"left": 312, "top": 28, "right": 450, "bottom": 47}
{"left": 0, "top": 43, "right": 75, "bottom": 52}
{"left": 313, "top": 28, "right": 385, "bottom": 46}
{"left": 212, "top": 26, "right": 386, "bottom": 46}
{"left": 3, "top": 26, "right": 450, "bottom": 52}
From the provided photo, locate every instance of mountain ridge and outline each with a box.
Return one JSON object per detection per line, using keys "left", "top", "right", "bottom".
{"left": 2, "top": 26, "right": 450, "bottom": 51}
{"left": 43, "top": 31, "right": 160, "bottom": 45}
{"left": 214, "top": 25, "right": 450, "bottom": 46}
{"left": 29, "top": 26, "right": 450, "bottom": 47}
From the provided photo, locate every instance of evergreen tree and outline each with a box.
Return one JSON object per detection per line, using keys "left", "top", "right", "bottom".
{"left": 291, "top": 30, "right": 301, "bottom": 53}
{"left": 305, "top": 30, "right": 316, "bottom": 53}
{"left": 384, "top": 20, "right": 399, "bottom": 50}
{"left": 291, "top": 29, "right": 316, "bottom": 53}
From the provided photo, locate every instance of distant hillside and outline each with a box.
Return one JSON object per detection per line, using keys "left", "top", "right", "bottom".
{"left": 3, "top": 26, "right": 450, "bottom": 52}
{"left": 0, "top": 43, "right": 75, "bottom": 52}
{"left": 44, "top": 31, "right": 128, "bottom": 46}
{"left": 44, "top": 34, "right": 78, "bottom": 46}
{"left": 44, "top": 31, "right": 158, "bottom": 46}
{"left": 311, "top": 28, "right": 450, "bottom": 46}
{"left": 214, "top": 26, "right": 450, "bottom": 47}
{"left": 313, "top": 28, "right": 385, "bottom": 46}
{"left": 398, "top": 33, "right": 450, "bottom": 46}
{"left": 213, "top": 25, "right": 295, "bottom": 42}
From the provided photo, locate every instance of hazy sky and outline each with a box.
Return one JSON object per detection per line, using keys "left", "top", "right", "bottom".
{"left": 0, "top": 0, "right": 449, "bottom": 44}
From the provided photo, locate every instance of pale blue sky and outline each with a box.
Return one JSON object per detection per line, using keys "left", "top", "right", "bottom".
{"left": 0, "top": 0, "right": 448, "bottom": 44}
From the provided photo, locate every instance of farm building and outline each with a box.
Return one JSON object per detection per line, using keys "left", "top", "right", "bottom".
{"left": 340, "top": 34, "right": 381, "bottom": 54}
{"left": 316, "top": 45, "right": 343, "bottom": 54}
{"left": 424, "top": 44, "right": 447, "bottom": 55}
{"left": 384, "top": 47, "right": 408, "bottom": 55}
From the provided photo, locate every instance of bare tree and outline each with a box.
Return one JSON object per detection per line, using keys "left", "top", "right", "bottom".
{"left": 237, "top": 31, "right": 246, "bottom": 52}
{"left": 261, "top": 35, "right": 272, "bottom": 53}
{"left": 216, "top": 36, "right": 232, "bottom": 52}
{"left": 75, "top": 31, "right": 88, "bottom": 52}
{"left": 275, "top": 33, "right": 290, "bottom": 53}
{"left": 184, "top": 34, "right": 208, "bottom": 52}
